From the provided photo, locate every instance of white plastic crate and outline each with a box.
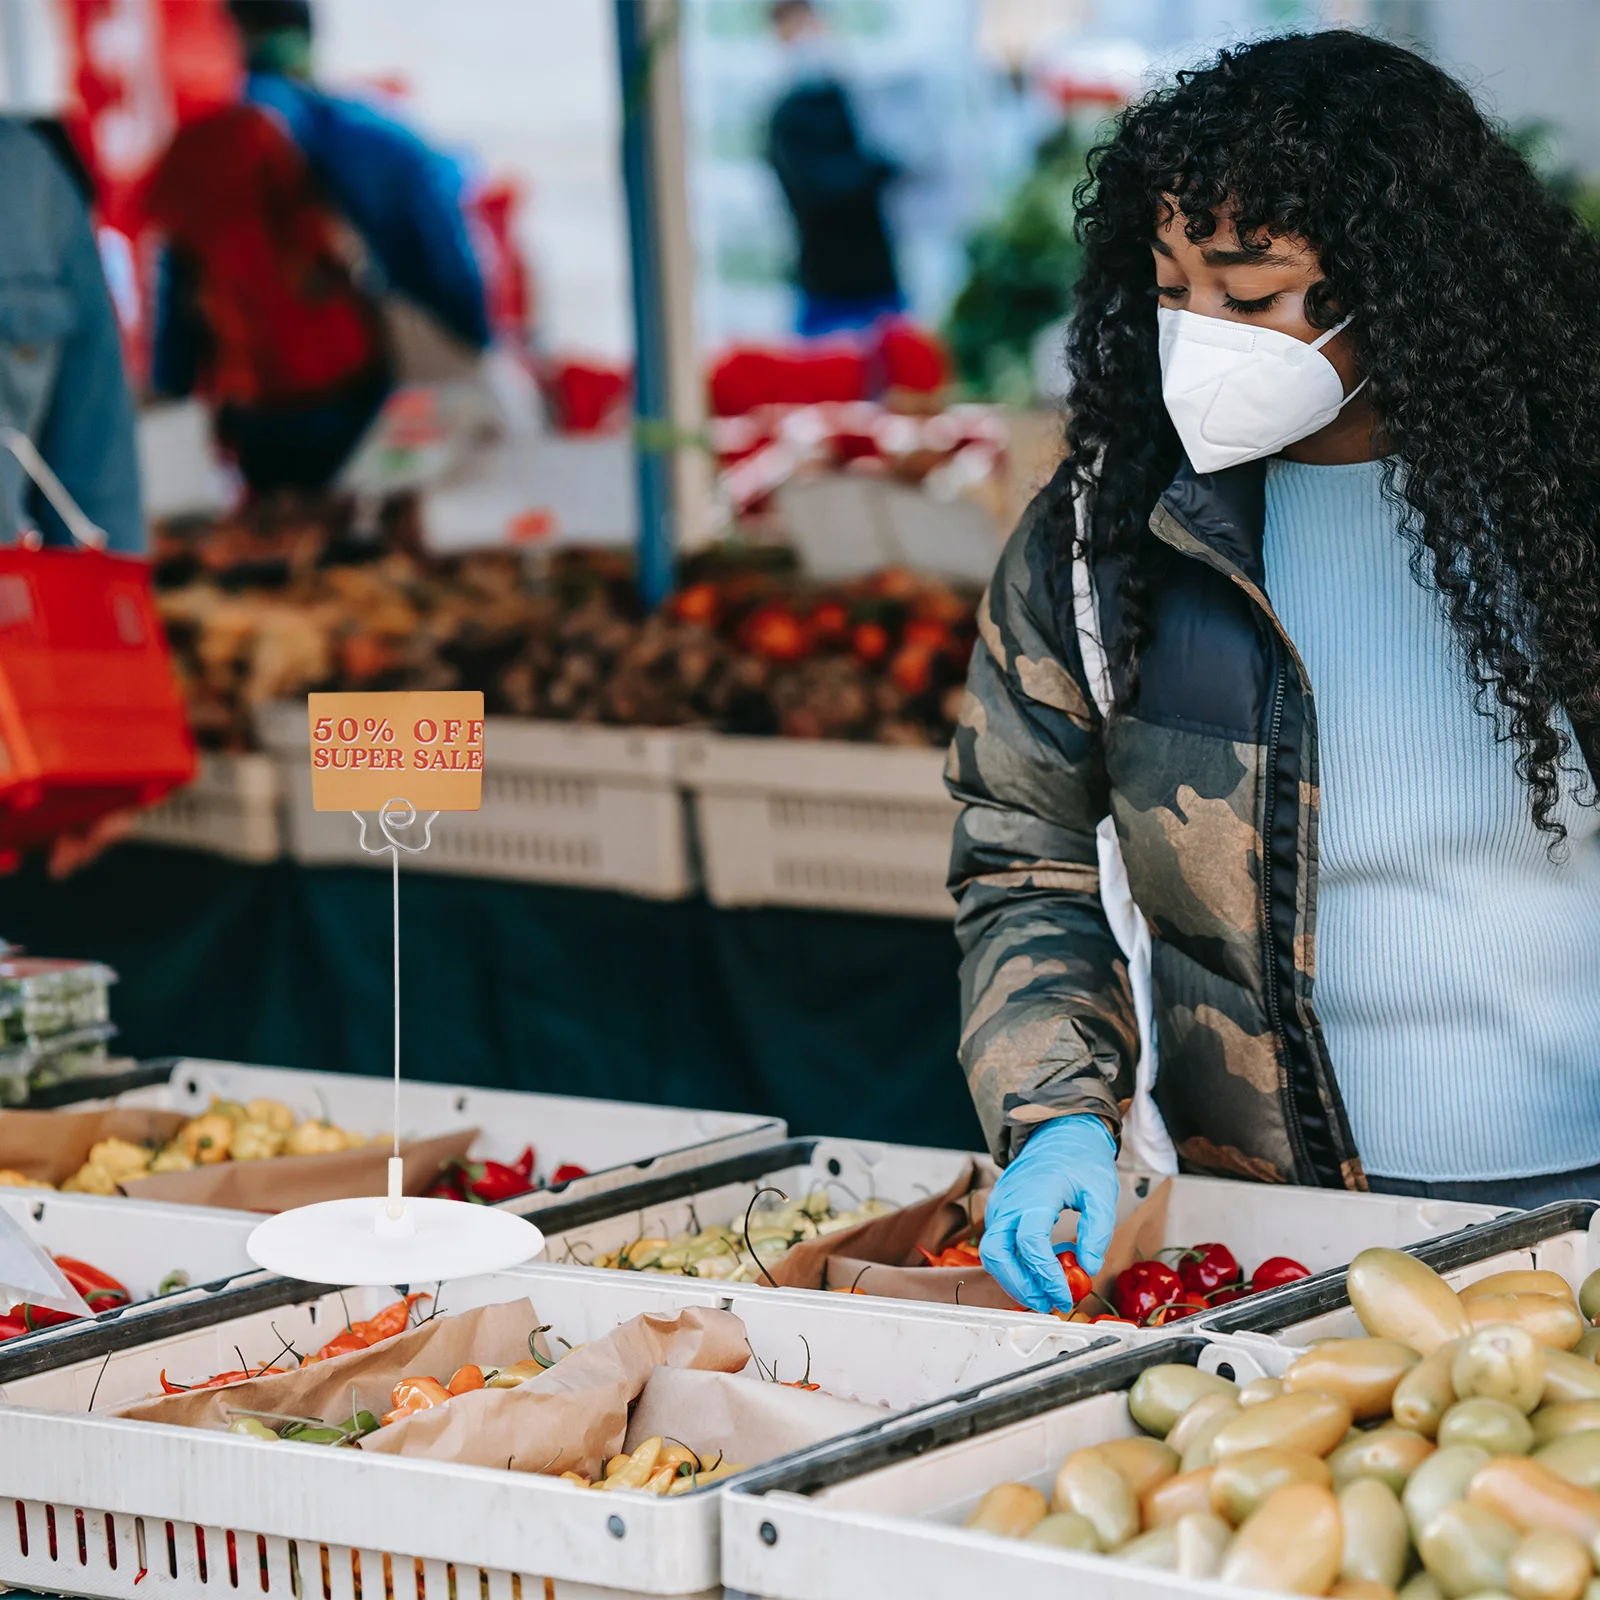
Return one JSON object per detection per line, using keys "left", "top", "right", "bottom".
{"left": 723, "top": 1337, "right": 1288, "bottom": 1600}
{"left": 0, "top": 1262, "right": 1126, "bottom": 1600}
{"left": 257, "top": 703, "right": 693, "bottom": 897}
{"left": 108, "top": 1057, "right": 785, "bottom": 1213}
{"left": 0, "top": 1190, "right": 256, "bottom": 1303}
{"left": 527, "top": 1141, "right": 1496, "bottom": 1296}
{"left": 131, "top": 754, "right": 281, "bottom": 862}
{"left": 679, "top": 734, "right": 958, "bottom": 918}
{"left": 723, "top": 1206, "right": 1590, "bottom": 1600}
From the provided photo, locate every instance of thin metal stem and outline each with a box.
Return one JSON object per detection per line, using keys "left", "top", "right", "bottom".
{"left": 392, "top": 841, "right": 400, "bottom": 1160}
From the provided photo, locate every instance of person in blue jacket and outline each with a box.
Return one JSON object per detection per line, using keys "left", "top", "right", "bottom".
{"left": 0, "top": 120, "right": 142, "bottom": 554}
{"left": 151, "top": 0, "right": 490, "bottom": 493}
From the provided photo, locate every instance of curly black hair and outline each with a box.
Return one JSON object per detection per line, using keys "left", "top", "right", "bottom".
{"left": 1064, "top": 29, "right": 1600, "bottom": 838}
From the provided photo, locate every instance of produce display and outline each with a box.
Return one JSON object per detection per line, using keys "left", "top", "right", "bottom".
{"left": 590, "top": 1189, "right": 897, "bottom": 1282}
{"left": 152, "top": 498, "right": 977, "bottom": 751}
{"left": 964, "top": 1247, "right": 1600, "bottom": 1596}
{"left": 28, "top": 1098, "right": 372, "bottom": 1194}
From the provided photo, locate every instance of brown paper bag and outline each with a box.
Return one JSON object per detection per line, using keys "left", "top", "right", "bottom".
{"left": 121, "top": 1128, "right": 478, "bottom": 1212}
{"left": 0, "top": 1107, "right": 188, "bottom": 1183}
{"left": 623, "top": 1365, "right": 885, "bottom": 1463}
{"left": 116, "top": 1298, "right": 541, "bottom": 1432}
{"left": 362, "top": 1305, "right": 751, "bottom": 1476}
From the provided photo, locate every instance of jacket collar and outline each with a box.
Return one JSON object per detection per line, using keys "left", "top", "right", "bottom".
{"left": 1153, "top": 456, "right": 1268, "bottom": 587}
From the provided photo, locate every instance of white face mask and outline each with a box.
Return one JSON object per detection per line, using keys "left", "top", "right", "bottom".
{"left": 1157, "top": 306, "right": 1364, "bottom": 474}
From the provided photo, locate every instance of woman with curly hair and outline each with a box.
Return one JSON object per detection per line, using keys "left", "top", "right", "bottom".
{"left": 954, "top": 29, "right": 1600, "bottom": 1313}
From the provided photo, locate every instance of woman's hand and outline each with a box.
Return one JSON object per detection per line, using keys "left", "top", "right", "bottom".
{"left": 979, "top": 1115, "right": 1119, "bottom": 1314}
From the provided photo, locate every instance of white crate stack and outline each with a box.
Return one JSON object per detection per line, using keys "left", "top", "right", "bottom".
{"left": 131, "top": 753, "right": 281, "bottom": 862}
{"left": 680, "top": 733, "right": 958, "bottom": 919}
{"left": 257, "top": 703, "right": 692, "bottom": 897}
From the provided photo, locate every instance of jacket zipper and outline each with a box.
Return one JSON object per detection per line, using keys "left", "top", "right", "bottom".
{"left": 1258, "top": 640, "right": 1311, "bottom": 1181}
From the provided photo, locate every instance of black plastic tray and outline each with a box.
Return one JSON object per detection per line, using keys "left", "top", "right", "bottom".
{"left": 732, "top": 1335, "right": 1207, "bottom": 1501}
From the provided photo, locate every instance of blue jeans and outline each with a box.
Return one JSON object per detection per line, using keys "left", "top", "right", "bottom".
{"left": 1368, "top": 1164, "right": 1600, "bottom": 1207}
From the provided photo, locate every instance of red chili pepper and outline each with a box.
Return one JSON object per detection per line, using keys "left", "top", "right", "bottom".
{"left": 18, "top": 1304, "right": 77, "bottom": 1332}
{"left": 1114, "top": 1259, "right": 1184, "bottom": 1322}
{"left": 464, "top": 1160, "right": 535, "bottom": 1204}
{"left": 511, "top": 1146, "right": 536, "bottom": 1183}
{"left": 304, "top": 1328, "right": 368, "bottom": 1365}
{"left": 52, "top": 1257, "right": 131, "bottom": 1308}
{"left": 352, "top": 1291, "right": 430, "bottom": 1346}
{"left": 1251, "top": 1256, "right": 1312, "bottom": 1293}
{"left": 549, "top": 1163, "right": 588, "bottom": 1186}
{"left": 1055, "top": 1247, "right": 1094, "bottom": 1305}
{"left": 1176, "top": 1243, "right": 1241, "bottom": 1299}
{"left": 0, "top": 1313, "right": 29, "bottom": 1341}
{"left": 161, "top": 1364, "right": 288, "bottom": 1394}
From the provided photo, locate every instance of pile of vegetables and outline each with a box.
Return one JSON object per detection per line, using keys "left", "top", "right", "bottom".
{"left": 424, "top": 1148, "right": 587, "bottom": 1205}
{"left": 1080, "top": 1246, "right": 1312, "bottom": 1327}
{"left": 35, "top": 1099, "right": 367, "bottom": 1195}
{"left": 966, "top": 1248, "right": 1600, "bottom": 1596}
{"left": 558, "top": 1435, "right": 743, "bottom": 1495}
{"left": 154, "top": 500, "right": 978, "bottom": 752}
{"left": 589, "top": 1189, "right": 895, "bottom": 1283}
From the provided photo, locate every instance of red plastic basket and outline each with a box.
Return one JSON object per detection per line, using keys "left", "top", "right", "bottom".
{"left": 0, "top": 431, "right": 195, "bottom": 861}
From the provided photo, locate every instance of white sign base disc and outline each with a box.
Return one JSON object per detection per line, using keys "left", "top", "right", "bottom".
{"left": 246, "top": 1197, "right": 544, "bottom": 1287}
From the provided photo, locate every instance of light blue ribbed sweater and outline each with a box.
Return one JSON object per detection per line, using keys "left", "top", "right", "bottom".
{"left": 1262, "top": 458, "right": 1600, "bottom": 1181}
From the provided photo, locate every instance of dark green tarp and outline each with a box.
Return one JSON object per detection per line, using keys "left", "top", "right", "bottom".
{"left": 0, "top": 845, "right": 982, "bottom": 1151}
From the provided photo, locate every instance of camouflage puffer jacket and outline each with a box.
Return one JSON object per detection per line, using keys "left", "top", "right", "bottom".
{"left": 947, "top": 455, "right": 1363, "bottom": 1190}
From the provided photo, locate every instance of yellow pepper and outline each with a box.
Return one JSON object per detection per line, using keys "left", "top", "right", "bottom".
{"left": 229, "top": 1120, "right": 285, "bottom": 1162}
{"left": 284, "top": 1120, "right": 347, "bottom": 1156}
{"left": 148, "top": 1144, "right": 196, "bottom": 1173}
{"left": 62, "top": 1164, "right": 116, "bottom": 1195}
{"left": 598, "top": 1437, "right": 661, "bottom": 1491}
{"left": 0, "top": 1170, "right": 52, "bottom": 1189}
{"left": 207, "top": 1099, "right": 250, "bottom": 1124}
{"left": 178, "top": 1114, "right": 233, "bottom": 1164}
{"left": 85, "top": 1138, "right": 152, "bottom": 1182}
{"left": 245, "top": 1098, "right": 295, "bottom": 1134}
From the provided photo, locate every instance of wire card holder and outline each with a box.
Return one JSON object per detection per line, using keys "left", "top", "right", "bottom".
{"left": 247, "top": 694, "right": 542, "bottom": 1286}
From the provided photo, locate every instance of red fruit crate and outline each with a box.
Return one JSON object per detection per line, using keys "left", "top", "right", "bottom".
{"left": 0, "top": 544, "right": 195, "bottom": 860}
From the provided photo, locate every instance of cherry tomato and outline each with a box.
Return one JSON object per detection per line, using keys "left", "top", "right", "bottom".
{"left": 1177, "top": 1242, "right": 1242, "bottom": 1298}
{"left": 1251, "top": 1256, "right": 1312, "bottom": 1293}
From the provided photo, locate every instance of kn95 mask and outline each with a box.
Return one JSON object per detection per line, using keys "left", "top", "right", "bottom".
{"left": 1157, "top": 306, "right": 1363, "bottom": 473}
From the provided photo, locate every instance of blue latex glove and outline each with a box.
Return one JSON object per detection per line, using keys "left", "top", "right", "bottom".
{"left": 980, "top": 1115, "right": 1119, "bottom": 1314}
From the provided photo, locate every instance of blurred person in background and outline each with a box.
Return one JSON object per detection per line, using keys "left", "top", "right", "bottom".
{"left": 767, "top": 0, "right": 903, "bottom": 339}
{"left": 0, "top": 122, "right": 141, "bottom": 556}
{"left": 956, "top": 31, "right": 1600, "bottom": 1313}
{"left": 148, "top": 0, "right": 490, "bottom": 496}
{"left": 0, "top": 58, "right": 145, "bottom": 873}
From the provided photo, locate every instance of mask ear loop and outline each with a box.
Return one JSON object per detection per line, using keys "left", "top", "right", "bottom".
{"left": 1309, "top": 313, "right": 1368, "bottom": 408}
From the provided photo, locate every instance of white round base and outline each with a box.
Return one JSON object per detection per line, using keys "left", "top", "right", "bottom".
{"left": 246, "top": 1198, "right": 544, "bottom": 1286}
